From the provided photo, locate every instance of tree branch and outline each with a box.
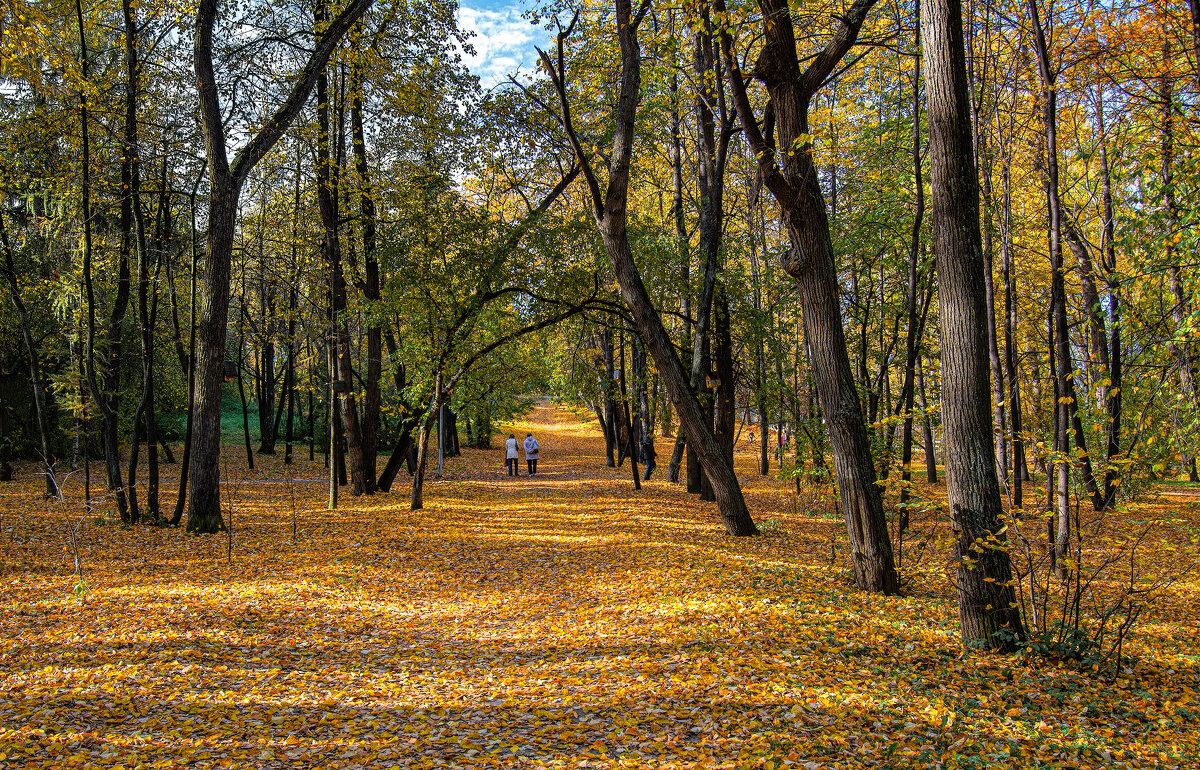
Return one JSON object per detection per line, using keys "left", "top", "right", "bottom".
{"left": 227, "top": 0, "right": 374, "bottom": 185}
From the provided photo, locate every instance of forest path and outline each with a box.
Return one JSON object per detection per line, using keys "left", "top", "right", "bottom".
{"left": 1, "top": 403, "right": 1198, "bottom": 767}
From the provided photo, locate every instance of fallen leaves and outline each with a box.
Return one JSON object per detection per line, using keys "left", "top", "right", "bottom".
{"left": 0, "top": 403, "right": 1198, "bottom": 768}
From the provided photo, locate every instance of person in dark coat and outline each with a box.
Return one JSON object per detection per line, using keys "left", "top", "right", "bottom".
{"left": 641, "top": 435, "right": 657, "bottom": 480}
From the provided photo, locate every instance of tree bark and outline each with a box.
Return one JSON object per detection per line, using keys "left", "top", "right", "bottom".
{"left": 924, "top": 0, "right": 1025, "bottom": 648}
{"left": 718, "top": 0, "right": 896, "bottom": 587}
{"left": 186, "top": 0, "right": 373, "bottom": 533}
{"left": 540, "top": 1, "right": 756, "bottom": 535}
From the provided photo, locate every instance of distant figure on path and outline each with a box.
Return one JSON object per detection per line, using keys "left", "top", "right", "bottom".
{"left": 641, "top": 434, "right": 656, "bottom": 480}
{"left": 523, "top": 432, "right": 540, "bottom": 475}
{"left": 505, "top": 434, "right": 520, "bottom": 476}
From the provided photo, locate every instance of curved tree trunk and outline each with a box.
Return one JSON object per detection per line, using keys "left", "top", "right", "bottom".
{"left": 0, "top": 214, "right": 58, "bottom": 498}
{"left": 540, "top": 1, "right": 756, "bottom": 535}
{"left": 717, "top": 0, "right": 897, "bottom": 589}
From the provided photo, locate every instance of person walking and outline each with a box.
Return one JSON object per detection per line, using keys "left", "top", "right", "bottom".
{"left": 641, "top": 434, "right": 656, "bottom": 480}
{"left": 505, "top": 433, "right": 520, "bottom": 476}
{"left": 523, "top": 432, "right": 540, "bottom": 475}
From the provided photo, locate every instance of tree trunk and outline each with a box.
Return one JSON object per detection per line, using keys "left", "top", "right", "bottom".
{"left": 74, "top": 0, "right": 127, "bottom": 520}
{"left": 714, "top": 286, "right": 736, "bottom": 467}
{"left": 668, "top": 9, "right": 690, "bottom": 489}
{"left": 543, "top": 0, "right": 756, "bottom": 535}
{"left": 410, "top": 379, "right": 442, "bottom": 511}
{"left": 1189, "top": 0, "right": 1200, "bottom": 90}
{"left": 618, "top": 335, "right": 641, "bottom": 489}
{"left": 236, "top": 304, "right": 255, "bottom": 470}
{"left": 917, "top": 361, "right": 938, "bottom": 482}
{"left": 686, "top": 12, "right": 730, "bottom": 503}
{"left": 899, "top": 18, "right": 927, "bottom": 522}
{"left": 603, "top": 328, "right": 618, "bottom": 466}
{"left": 1096, "top": 90, "right": 1122, "bottom": 507}
{"left": 1027, "top": 0, "right": 1103, "bottom": 541}
{"left": 1160, "top": 46, "right": 1198, "bottom": 482}
{"left": 924, "top": 0, "right": 1025, "bottom": 648}
{"left": 0, "top": 215, "right": 58, "bottom": 497}
{"left": 186, "top": 181, "right": 237, "bottom": 533}
{"left": 186, "top": 0, "right": 373, "bottom": 533}
{"left": 718, "top": 0, "right": 897, "bottom": 590}
{"left": 1000, "top": 145, "right": 1027, "bottom": 509}
{"left": 171, "top": 188, "right": 200, "bottom": 526}
{"left": 352, "top": 62, "right": 382, "bottom": 491}
{"left": 256, "top": 314, "right": 277, "bottom": 454}
{"left": 316, "top": 43, "right": 368, "bottom": 496}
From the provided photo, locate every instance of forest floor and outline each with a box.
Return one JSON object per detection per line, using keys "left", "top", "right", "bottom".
{"left": 1, "top": 402, "right": 1199, "bottom": 768}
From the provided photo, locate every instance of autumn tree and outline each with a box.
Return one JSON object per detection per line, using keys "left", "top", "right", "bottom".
{"left": 186, "top": 0, "right": 373, "bottom": 533}
{"left": 923, "top": 0, "right": 1025, "bottom": 648}
{"left": 717, "top": 0, "right": 898, "bottom": 588}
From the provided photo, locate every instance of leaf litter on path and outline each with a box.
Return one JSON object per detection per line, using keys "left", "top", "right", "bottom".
{"left": 1, "top": 403, "right": 1198, "bottom": 768}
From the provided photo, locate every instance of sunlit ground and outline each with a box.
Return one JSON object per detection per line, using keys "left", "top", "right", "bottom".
{"left": 2, "top": 402, "right": 1198, "bottom": 767}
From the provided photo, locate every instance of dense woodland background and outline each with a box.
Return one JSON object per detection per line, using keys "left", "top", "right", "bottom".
{"left": 2, "top": 0, "right": 1199, "bottom": 651}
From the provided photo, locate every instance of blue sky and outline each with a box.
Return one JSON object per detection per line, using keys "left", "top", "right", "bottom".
{"left": 457, "top": 1, "right": 544, "bottom": 88}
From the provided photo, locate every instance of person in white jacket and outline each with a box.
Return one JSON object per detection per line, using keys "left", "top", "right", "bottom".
{"left": 505, "top": 434, "right": 520, "bottom": 476}
{"left": 523, "top": 433, "right": 540, "bottom": 475}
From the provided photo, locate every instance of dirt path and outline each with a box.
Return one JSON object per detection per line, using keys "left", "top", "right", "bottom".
{"left": 1, "top": 402, "right": 1198, "bottom": 767}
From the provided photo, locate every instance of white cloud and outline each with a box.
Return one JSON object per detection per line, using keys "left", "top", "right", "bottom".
{"left": 458, "top": 5, "right": 541, "bottom": 88}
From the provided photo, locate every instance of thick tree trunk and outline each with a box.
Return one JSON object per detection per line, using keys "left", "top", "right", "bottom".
{"left": 718, "top": 0, "right": 897, "bottom": 589}
{"left": 186, "top": 0, "right": 373, "bottom": 532}
{"left": 186, "top": 184, "right": 237, "bottom": 533}
{"left": 924, "top": 0, "right": 1025, "bottom": 648}
{"left": 667, "top": 433, "right": 686, "bottom": 482}
{"left": 967, "top": 9, "right": 1009, "bottom": 487}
